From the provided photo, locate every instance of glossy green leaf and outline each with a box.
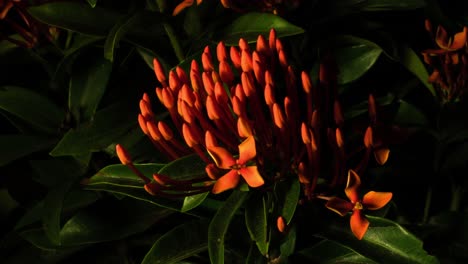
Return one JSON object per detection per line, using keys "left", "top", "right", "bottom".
{"left": 28, "top": 2, "right": 122, "bottom": 36}
{"left": 69, "top": 56, "right": 112, "bottom": 123}
{"left": 84, "top": 184, "right": 182, "bottom": 210}
{"left": 31, "top": 158, "right": 86, "bottom": 245}
{"left": 104, "top": 13, "right": 141, "bottom": 61}
{"left": 84, "top": 163, "right": 184, "bottom": 210}
{"left": 181, "top": 192, "right": 209, "bottom": 212}
{"left": 298, "top": 240, "right": 377, "bottom": 263}
{"left": 21, "top": 199, "right": 173, "bottom": 248}
{"left": 394, "top": 100, "right": 428, "bottom": 126}
{"left": 245, "top": 193, "right": 269, "bottom": 255}
{"left": 142, "top": 219, "right": 209, "bottom": 264}
{"left": 397, "top": 45, "right": 435, "bottom": 96}
{"left": 0, "top": 135, "right": 55, "bottom": 166}
{"left": 208, "top": 190, "right": 248, "bottom": 264}
{"left": 322, "top": 216, "right": 439, "bottom": 264}
{"left": 280, "top": 224, "right": 296, "bottom": 258}
{"left": 87, "top": 163, "right": 164, "bottom": 187}
{"left": 50, "top": 103, "right": 136, "bottom": 156}
{"left": 221, "top": 13, "right": 304, "bottom": 45}
{"left": 0, "top": 86, "right": 64, "bottom": 134}
{"left": 332, "top": 36, "right": 383, "bottom": 84}
{"left": 42, "top": 185, "right": 70, "bottom": 245}
{"left": 158, "top": 154, "right": 207, "bottom": 180}
{"left": 86, "top": 163, "right": 165, "bottom": 188}
{"left": 276, "top": 178, "right": 300, "bottom": 224}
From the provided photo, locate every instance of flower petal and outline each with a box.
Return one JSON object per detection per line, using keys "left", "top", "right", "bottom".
{"left": 207, "top": 146, "right": 236, "bottom": 169}
{"left": 362, "top": 191, "right": 393, "bottom": 210}
{"left": 239, "top": 165, "right": 264, "bottom": 187}
{"left": 325, "top": 197, "right": 354, "bottom": 216}
{"left": 238, "top": 136, "right": 256, "bottom": 164}
{"left": 374, "top": 147, "right": 390, "bottom": 165}
{"left": 350, "top": 210, "right": 370, "bottom": 240}
{"left": 212, "top": 170, "right": 240, "bottom": 194}
{"left": 345, "top": 169, "right": 361, "bottom": 203}
{"left": 173, "top": 0, "right": 194, "bottom": 16}
{"left": 448, "top": 27, "right": 467, "bottom": 50}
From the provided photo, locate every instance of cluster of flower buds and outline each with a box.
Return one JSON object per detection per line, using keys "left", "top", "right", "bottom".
{"left": 422, "top": 19, "right": 468, "bottom": 103}
{"left": 116, "top": 28, "right": 393, "bottom": 239}
{"left": 117, "top": 28, "right": 390, "bottom": 200}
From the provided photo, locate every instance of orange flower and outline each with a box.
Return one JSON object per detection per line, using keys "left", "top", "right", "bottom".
{"left": 422, "top": 20, "right": 468, "bottom": 103}
{"left": 325, "top": 170, "right": 392, "bottom": 240}
{"left": 423, "top": 20, "right": 467, "bottom": 55}
{"left": 207, "top": 136, "right": 264, "bottom": 193}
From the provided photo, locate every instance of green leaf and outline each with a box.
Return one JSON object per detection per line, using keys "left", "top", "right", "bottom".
{"left": 69, "top": 56, "right": 112, "bottom": 123}
{"left": 280, "top": 224, "right": 296, "bottom": 258}
{"left": 141, "top": 219, "right": 209, "bottom": 264}
{"left": 183, "top": 5, "right": 202, "bottom": 38}
{"left": 104, "top": 13, "right": 141, "bottom": 61}
{"left": 298, "top": 240, "right": 377, "bottom": 263}
{"left": 50, "top": 103, "right": 136, "bottom": 156}
{"left": 181, "top": 192, "right": 209, "bottom": 212}
{"left": 86, "top": 0, "right": 97, "bottom": 8}
{"left": 394, "top": 100, "right": 428, "bottom": 126}
{"left": 158, "top": 154, "right": 207, "bottom": 180}
{"left": 87, "top": 163, "right": 164, "bottom": 188}
{"left": 0, "top": 86, "right": 64, "bottom": 134}
{"left": 31, "top": 158, "right": 86, "bottom": 245}
{"left": 276, "top": 178, "right": 300, "bottom": 224}
{"left": 221, "top": 13, "right": 304, "bottom": 45}
{"left": 84, "top": 163, "right": 185, "bottom": 210}
{"left": 0, "top": 135, "right": 55, "bottom": 166}
{"left": 21, "top": 198, "right": 173, "bottom": 248}
{"left": 28, "top": 2, "right": 122, "bottom": 36}
{"left": 344, "top": 94, "right": 395, "bottom": 120}
{"left": 397, "top": 45, "right": 436, "bottom": 97}
{"left": 245, "top": 193, "right": 269, "bottom": 255}
{"left": 208, "top": 190, "right": 248, "bottom": 264}
{"left": 322, "top": 216, "right": 439, "bottom": 264}
{"left": 331, "top": 36, "right": 383, "bottom": 84}
{"left": 54, "top": 34, "right": 104, "bottom": 79}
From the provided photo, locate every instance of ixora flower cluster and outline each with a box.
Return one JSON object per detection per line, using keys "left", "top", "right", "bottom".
{"left": 116, "top": 29, "right": 392, "bottom": 240}
{"left": 422, "top": 20, "right": 468, "bottom": 103}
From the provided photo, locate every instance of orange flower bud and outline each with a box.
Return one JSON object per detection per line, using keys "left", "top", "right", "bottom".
{"left": 202, "top": 51, "right": 214, "bottom": 72}
{"left": 216, "top": 41, "right": 227, "bottom": 62}
{"left": 301, "top": 71, "right": 312, "bottom": 94}
{"left": 273, "top": 103, "right": 286, "bottom": 129}
{"left": 219, "top": 60, "right": 234, "bottom": 85}
{"left": 153, "top": 58, "right": 167, "bottom": 84}
{"left": 277, "top": 216, "right": 286, "bottom": 233}
{"left": 237, "top": 116, "right": 253, "bottom": 138}
{"left": 116, "top": 144, "right": 132, "bottom": 165}
{"left": 138, "top": 114, "right": 148, "bottom": 135}
{"left": 158, "top": 121, "right": 174, "bottom": 141}
{"left": 264, "top": 83, "right": 275, "bottom": 106}
{"left": 241, "top": 49, "right": 253, "bottom": 72}
{"left": 230, "top": 46, "right": 241, "bottom": 69}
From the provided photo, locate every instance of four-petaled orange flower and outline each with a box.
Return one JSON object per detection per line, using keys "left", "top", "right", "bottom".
{"left": 207, "top": 136, "right": 264, "bottom": 194}
{"left": 325, "top": 169, "right": 392, "bottom": 240}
